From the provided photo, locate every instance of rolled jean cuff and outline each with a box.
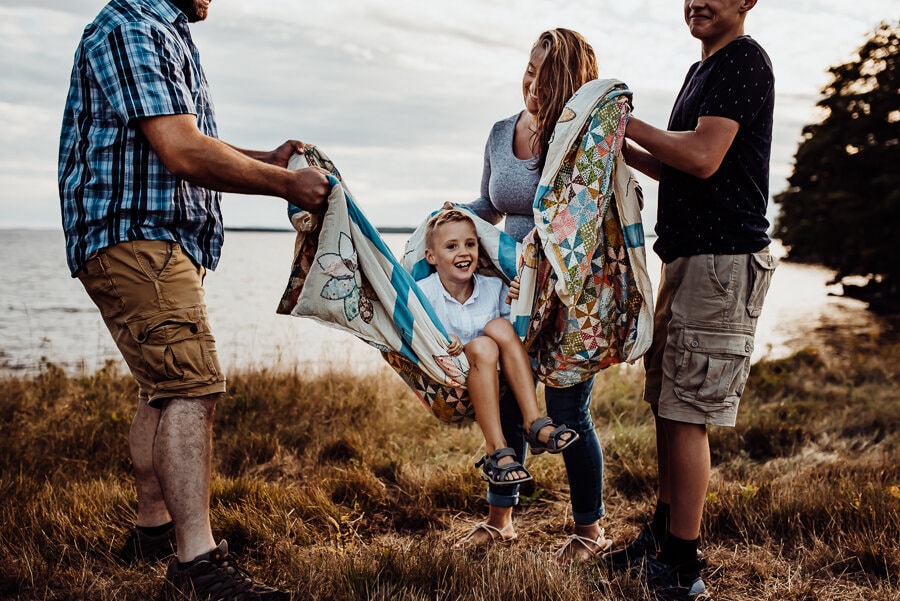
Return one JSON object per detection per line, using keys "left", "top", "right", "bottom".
{"left": 487, "top": 488, "right": 519, "bottom": 508}
{"left": 573, "top": 504, "right": 605, "bottom": 526}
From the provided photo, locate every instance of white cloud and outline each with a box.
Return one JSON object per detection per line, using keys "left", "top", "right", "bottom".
{"left": 1, "top": 0, "right": 897, "bottom": 229}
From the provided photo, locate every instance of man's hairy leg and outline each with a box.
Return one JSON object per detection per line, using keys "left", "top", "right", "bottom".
{"left": 131, "top": 398, "right": 172, "bottom": 527}
{"left": 154, "top": 395, "right": 218, "bottom": 562}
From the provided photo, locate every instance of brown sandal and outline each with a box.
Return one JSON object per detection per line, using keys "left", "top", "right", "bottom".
{"left": 555, "top": 529, "right": 613, "bottom": 566}
{"left": 452, "top": 522, "right": 518, "bottom": 550}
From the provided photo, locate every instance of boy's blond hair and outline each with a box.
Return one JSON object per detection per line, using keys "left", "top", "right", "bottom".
{"left": 424, "top": 209, "right": 477, "bottom": 249}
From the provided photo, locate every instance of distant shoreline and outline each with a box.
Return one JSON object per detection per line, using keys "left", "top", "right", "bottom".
{"left": 225, "top": 226, "right": 417, "bottom": 234}
{"left": 0, "top": 226, "right": 419, "bottom": 235}
{"left": 1, "top": 226, "right": 657, "bottom": 238}
{"left": 229, "top": 226, "right": 655, "bottom": 237}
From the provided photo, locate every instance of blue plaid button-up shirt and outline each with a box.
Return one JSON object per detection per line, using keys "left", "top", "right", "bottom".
{"left": 59, "top": 0, "right": 222, "bottom": 276}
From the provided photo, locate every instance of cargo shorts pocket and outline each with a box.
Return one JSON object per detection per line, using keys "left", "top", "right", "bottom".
{"left": 673, "top": 329, "right": 753, "bottom": 412}
{"left": 78, "top": 251, "right": 126, "bottom": 319}
{"left": 747, "top": 250, "right": 777, "bottom": 318}
{"left": 126, "top": 306, "right": 221, "bottom": 390}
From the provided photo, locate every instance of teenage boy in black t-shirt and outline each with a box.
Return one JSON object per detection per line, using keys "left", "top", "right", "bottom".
{"left": 605, "top": 1, "right": 776, "bottom": 598}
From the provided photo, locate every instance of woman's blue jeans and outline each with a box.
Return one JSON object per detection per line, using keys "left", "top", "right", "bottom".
{"left": 486, "top": 376, "right": 605, "bottom": 525}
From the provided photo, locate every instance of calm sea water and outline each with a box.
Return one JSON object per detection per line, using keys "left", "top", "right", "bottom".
{"left": 0, "top": 229, "right": 881, "bottom": 377}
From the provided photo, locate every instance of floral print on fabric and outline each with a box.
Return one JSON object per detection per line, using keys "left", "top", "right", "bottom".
{"left": 317, "top": 232, "right": 375, "bottom": 323}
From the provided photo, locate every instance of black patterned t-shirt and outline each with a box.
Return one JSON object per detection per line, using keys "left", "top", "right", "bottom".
{"left": 654, "top": 35, "right": 774, "bottom": 263}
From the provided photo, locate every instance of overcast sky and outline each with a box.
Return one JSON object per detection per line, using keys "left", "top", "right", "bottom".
{"left": 0, "top": 0, "right": 896, "bottom": 230}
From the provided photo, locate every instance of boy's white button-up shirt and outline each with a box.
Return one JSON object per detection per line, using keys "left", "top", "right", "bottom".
{"left": 418, "top": 272, "right": 510, "bottom": 345}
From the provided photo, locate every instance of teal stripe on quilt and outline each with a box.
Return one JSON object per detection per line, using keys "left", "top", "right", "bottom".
{"left": 498, "top": 234, "right": 519, "bottom": 281}
{"left": 622, "top": 223, "right": 645, "bottom": 249}
{"left": 512, "top": 315, "right": 530, "bottom": 338}
{"left": 410, "top": 259, "right": 433, "bottom": 281}
{"left": 344, "top": 193, "right": 450, "bottom": 365}
{"left": 534, "top": 184, "right": 552, "bottom": 208}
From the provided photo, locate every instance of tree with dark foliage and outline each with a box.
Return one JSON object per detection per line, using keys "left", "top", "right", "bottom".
{"left": 775, "top": 22, "right": 900, "bottom": 312}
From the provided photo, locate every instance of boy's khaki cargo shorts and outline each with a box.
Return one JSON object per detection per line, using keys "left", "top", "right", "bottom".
{"left": 643, "top": 249, "right": 777, "bottom": 427}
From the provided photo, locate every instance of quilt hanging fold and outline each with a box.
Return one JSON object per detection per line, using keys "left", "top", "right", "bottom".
{"left": 276, "top": 147, "right": 519, "bottom": 425}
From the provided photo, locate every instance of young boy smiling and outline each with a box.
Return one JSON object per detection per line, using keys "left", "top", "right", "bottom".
{"left": 418, "top": 210, "right": 579, "bottom": 500}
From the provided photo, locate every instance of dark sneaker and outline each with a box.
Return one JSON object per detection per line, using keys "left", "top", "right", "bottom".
{"left": 601, "top": 523, "right": 659, "bottom": 570}
{"left": 162, "top": 540, "right": 290, "bottom": 601}
{"left": 120, "top": 523, "right": 176, "bottom": 565}
{"left": 644, "top": 554, "right": 707, "bottom": 600}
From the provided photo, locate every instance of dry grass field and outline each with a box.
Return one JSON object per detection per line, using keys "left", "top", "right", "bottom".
{"left": 1, "top": 332, "right": 898, "bottom": 600}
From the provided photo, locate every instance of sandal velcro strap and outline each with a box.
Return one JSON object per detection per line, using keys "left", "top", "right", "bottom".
{"left": 476, "top": 447, "right": 532, "bottom": 485}
{"left": 525, "top": 416, "right": 580, "bottom": 455}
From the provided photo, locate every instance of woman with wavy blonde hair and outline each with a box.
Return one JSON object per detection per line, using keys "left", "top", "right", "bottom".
{"left": 451, "top": 29, "right": 611, "bottom": 565}
{"left": 529, "top": 29, "right": 599, "bottom": 171}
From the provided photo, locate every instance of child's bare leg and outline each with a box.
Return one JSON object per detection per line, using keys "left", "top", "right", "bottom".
{"left": 482, "top": 318, "right": 574, "bottom": 446}
{"left": 465, "top": 336, "right": 528, "bottom": 481}
{"left": 482, "top": 318, "right": 540, "bottom": 423}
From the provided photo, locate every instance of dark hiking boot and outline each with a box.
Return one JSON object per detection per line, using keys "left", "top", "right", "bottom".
{"left": 601, "top": 523, "right": 660, "bottom": 570}
{"left": 161, "top": 540, "right": 290, "bottom": 600}
{"left": 601, "top": 524, "right": 706, "bottom": 572}
{"left": 644, "top": 554, "right": 708, "bottom": 600}
{"left": 120, "top": 523, "right": 176, "bottom": 565}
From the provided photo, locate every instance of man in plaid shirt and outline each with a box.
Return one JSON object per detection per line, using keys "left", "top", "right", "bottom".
{"left": 58, "top": 1, "right": 328, "bottom": 598}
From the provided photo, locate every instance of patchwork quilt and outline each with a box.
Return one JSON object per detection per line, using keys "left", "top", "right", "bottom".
{"left": 510, "top": 78, "right": 654, "bottom": 387}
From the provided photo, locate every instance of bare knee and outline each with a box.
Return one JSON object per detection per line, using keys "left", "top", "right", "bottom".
{"left": 483, "top": 318, "right": 517, "bottom": 344}
{"left": 464, "top": 336, "right": 500, "bottom": 366}
{"left": 153, "top": 395, "right": 219, "bottom": 468}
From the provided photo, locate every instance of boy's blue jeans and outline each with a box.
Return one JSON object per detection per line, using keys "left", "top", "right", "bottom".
{"left": 487, "top": 377, "right": 605, "bottom": 525}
